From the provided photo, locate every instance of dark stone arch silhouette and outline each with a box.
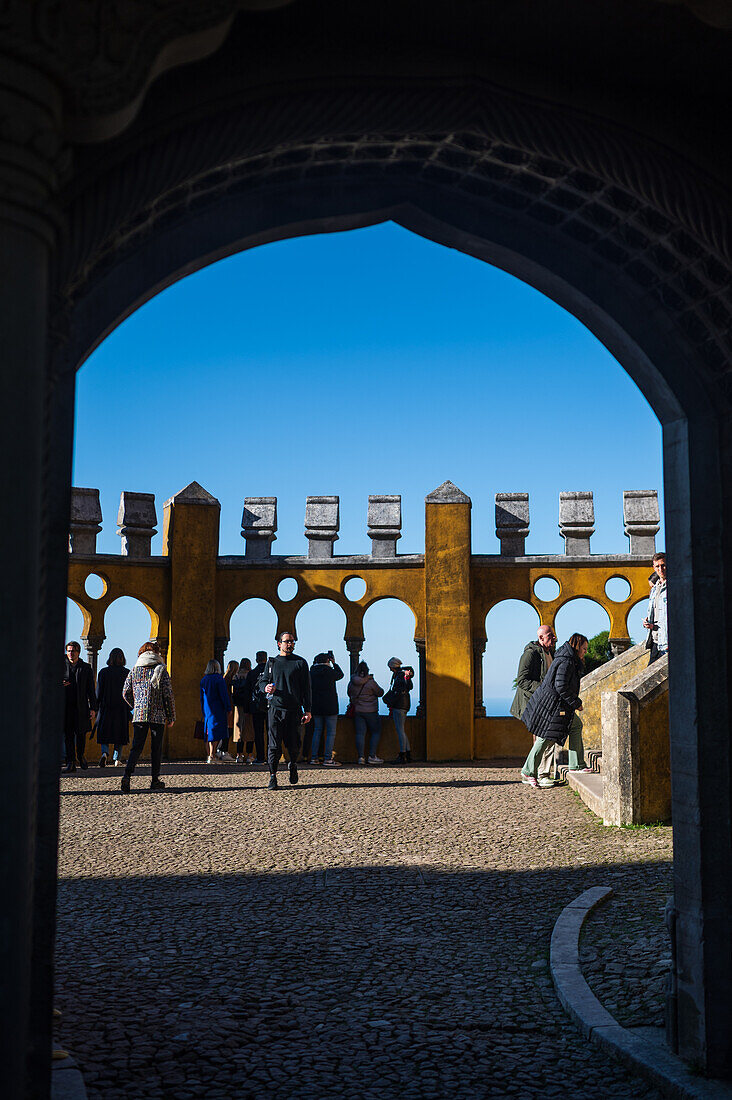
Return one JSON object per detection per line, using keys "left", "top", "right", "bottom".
{"left": 3, "top": 5, "right": 732, "bottom": 1094}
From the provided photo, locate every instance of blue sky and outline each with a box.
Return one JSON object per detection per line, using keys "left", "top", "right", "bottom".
{"left": 67, "top": 222, "right": 663, "bottom": 711}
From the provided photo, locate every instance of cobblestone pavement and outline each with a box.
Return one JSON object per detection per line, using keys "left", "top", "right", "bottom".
{"left": 56, "top": 762, "right": 672, "bottom": 1099}
{"left": 579, "top": 820, "right": 673, "bottom": 1030}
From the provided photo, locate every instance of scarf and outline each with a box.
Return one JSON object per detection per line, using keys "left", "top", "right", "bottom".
{"left": 135, "top": 650, "right": 165, "bottom": 688}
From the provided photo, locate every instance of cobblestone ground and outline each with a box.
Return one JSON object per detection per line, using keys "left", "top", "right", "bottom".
{"left": 56, "top": 762, "right": 672, "bottom": 1099}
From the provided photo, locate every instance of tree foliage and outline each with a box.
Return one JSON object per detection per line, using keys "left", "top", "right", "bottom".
{"left": 583, "top": 630, "right": 612, "bottom": 674}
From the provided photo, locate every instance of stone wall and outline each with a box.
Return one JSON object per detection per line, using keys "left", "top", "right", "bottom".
{"left": 579, "top": 643, "right": 651, "bottom": 751}
{"left": 601, "top": 656, "right": 670, "bottom": 826}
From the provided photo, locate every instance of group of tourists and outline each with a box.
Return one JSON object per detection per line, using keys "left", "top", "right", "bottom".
{"left": 512, "top": 550, "right": 668, "bottom": 789}
{"left": 198, "top": 634, "right": 415, "bottom": 790}
{"left": 63, "top": 638, "right": 174, "bottom": 792}
{"left": 62, "top": 631, "right": 414, "bottom": 793}
{"left": 62, "top": 551, "right": 667, "bottom": 794}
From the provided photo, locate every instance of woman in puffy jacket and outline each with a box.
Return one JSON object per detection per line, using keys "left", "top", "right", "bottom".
{"left": 347, "top": 661, "right": 384, "bottom": 765}
{"left": 520, "top": 633, "right": 588, "bottom": 789}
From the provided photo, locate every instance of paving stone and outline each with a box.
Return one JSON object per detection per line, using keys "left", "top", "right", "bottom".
{"left": 56, "top": 762, "right": 670, "bottom": 1099}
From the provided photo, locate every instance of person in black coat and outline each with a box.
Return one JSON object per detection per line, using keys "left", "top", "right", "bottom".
{"left": 63, "top": 641, "right": 97, "bottom": 773}
{"left": 95, "top": 648, "right": 132, "bottom": 767}
{"left": 307, "top": 651, "right": 344, "bottom": 765}
{"left": 245, "top": 650, "right": 269, "bottom": 764}
{"left": 520, "top": 633, "right": 588, "bottom": 789}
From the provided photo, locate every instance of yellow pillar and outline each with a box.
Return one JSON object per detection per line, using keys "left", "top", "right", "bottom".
{"left": 424, "top": 481, "right": 474, "bottom": 760}
{"left": 162, "top": 482, "right": 220, "bottom": 759}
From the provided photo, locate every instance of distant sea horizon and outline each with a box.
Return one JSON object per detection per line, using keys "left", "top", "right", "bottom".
{"left": 483, "top": 696, "right": 513, "bottom": 716}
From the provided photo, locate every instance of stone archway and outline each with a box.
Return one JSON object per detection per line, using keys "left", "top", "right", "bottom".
{"left": 2, "top": 3, "right": 731, "bottom": 1094}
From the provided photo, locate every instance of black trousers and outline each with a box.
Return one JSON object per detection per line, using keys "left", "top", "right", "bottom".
{"left": 267, "top": 708, "right": 302, "bottom": 774}
{"left": 252, "top": 712, "right": 268, "bottom": 763}
{"left": 123, "top": 722, "right": 164, "bottom": 781}
{"left": 64, "top": 727, "right": 87, "bottom": 766}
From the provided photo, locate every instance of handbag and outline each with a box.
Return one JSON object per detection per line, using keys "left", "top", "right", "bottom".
{"left": 383, "top": 689, "right": 397, "bottom": 708}
{"left": 194, "top": 719, "right": 205, "bottom": 740}
{"left": 345, "top": 679, "right": 368, "bottom": 718}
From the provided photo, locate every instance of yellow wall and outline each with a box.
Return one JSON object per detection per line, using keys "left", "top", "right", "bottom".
{"left": 67, "top": 484, "right": 658, "bottom": 763}
{"left": 580, "top": 644, "right": 650, "bottom": 751}
{"left": 475, "top": 717, "right": 532, "bottom": 760}
{"left": 425, "top": 496, "right": 473, "bottom": 760}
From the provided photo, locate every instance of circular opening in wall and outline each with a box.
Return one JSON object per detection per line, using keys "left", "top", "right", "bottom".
{"left": 277, "top": 577, "right": 298, "bottom": 602}
{"left": 343, "top": 576, "right": 367, "bottom": 601}
{"left": 84, "top": 573, "right": 106, "bottom": 599}
{"left": 605, "top": 576, "right": 632, "bottom": 602}
{"left": 533, "top": 576, "right": 560, "bottom": 601}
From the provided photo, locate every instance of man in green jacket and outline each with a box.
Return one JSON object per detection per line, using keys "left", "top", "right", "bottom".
{"left": 510, "top": 625, "right": 560, "bottom": 788}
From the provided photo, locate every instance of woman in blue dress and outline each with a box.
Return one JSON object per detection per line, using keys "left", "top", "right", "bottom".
{"left": 200, "top": 659, "right": 232, "bottom": 764}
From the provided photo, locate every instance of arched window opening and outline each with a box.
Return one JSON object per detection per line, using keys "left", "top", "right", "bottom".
{"left": 361, "top": 599, "right": 419, "bottom": 714}
{"left": 627, "top": 598, "right": 651, "bottom": 646}
{"left": 294, "top": 599, "right": 348, "bottom": 711}
{"left": 98, "top": 597, "right": 155, "bottom": 672}
{"left": 228, "top": 598, "right": 278, "bottom": 669}
{"left": 553, "top": 599, "right": 612, "bottom": 671}
{"left": 65, "top": 599, "right": 86, "bottom": 652}
{"left": 483, "top": 600, "right": 540, "bottom": 716}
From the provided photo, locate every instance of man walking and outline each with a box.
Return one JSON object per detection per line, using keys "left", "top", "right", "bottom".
{"left": 644, "top": 551, "right": 668, "bottom": 662}
{"left": 260, "top": 632, "right": 311, "bottom": 790}
{"left": 63, "top": 641, "right": 97, "bottom": 773}
{"left": 510, "top": 625, "right": 561, "bottom": 789}
{"left": 246, "top": 650, "right": 269, "bottom": 764}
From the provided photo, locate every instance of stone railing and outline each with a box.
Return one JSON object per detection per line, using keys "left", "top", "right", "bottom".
{"left": 602, "top": 656, "right": 670, "bottom": 826}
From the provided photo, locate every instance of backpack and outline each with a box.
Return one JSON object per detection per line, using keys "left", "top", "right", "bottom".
{"left": 252, "top": 659, "right": 273, "bottom": 713}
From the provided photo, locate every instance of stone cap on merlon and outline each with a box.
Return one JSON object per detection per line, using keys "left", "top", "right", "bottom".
{"left": 425, "top": 481, "right": 471, "bottom": 504}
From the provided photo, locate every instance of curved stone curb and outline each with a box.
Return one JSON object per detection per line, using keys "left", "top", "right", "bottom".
{"left": 550, "top": 887, "right": 732, "bottom": 1099}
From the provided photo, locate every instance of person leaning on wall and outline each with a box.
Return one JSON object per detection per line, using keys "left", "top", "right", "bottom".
{"left": 95, "top": 647, "right": 131, "bottom": 767}
{"left": 643, "top": 551, "right": 668, "bottom": 663}
{"left": 121, "top": 640, "right": 175, "bottom": 793}
{"left": 519, "top": 633, "right": 589, "bottom": 789}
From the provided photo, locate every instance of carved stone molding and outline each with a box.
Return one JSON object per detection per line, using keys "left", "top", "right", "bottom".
{"left": 50, "top": 76, "right": 732, "bottom": 410}
{"left": 1, "top": 1, "right": 293, "bottom": 140}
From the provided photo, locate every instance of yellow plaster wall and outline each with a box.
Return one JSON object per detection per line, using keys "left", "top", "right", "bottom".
{"left": 425, "top": 499, "right": 473, "bottom": 760}
{"left": 474, "top": 716, "right": 532, "bottom": 760}
{"left": 580, "top": 644, "right": 650, "bottom": 751}
{"left": 639, "top": 689, "right": 671, "bottom": 823}
{"left": 66, "top": 490, "right": 657, "bottom": 764}
{"left": 162, "top": 494, "right": 220, "bottom": 759}
{"left": 216, "top": 563, "right": 424, "bottom": 643}
{"left": 471, "top": 561, "right": 652, "bottom": 643}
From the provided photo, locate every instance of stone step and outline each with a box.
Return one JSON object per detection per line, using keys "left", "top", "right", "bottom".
{"left": 567, "top": 769, "right": 604, "bottom": 818}
{"left": 587, "top": 749, "right": 603, "bottom": 773}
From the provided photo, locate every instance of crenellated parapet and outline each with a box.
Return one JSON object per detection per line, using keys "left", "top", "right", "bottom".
{"left": 69, "top": 485, "right": 660, "bottom": 560}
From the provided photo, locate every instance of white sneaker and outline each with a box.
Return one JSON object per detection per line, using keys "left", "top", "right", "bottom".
{"left": 358, "top": 757, "right": 366, "bottom": 765}
{"left": 323, "top": 757, "right": 342, "bottom": 768}
{"left": 206, "top": 756, "right": 215, "bottom": 764}
{"left": 114, "top": 758, "right": 123, "bottom": 767}
{"left": 309, "top": 758, "right": 319, "bottom": 765}
{"left": 368, "top": 755, "right": 384, "bottom": 765}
